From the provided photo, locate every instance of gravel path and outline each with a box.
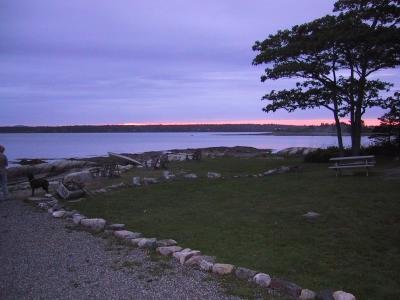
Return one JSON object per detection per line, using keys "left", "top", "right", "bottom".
{"left": 0, "top": 199, "right": 238, "bottom": 300}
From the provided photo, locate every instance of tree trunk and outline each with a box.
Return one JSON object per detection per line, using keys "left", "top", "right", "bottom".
{"left": 333, "top": 111, "right": 344, "bottom": 155}
{"left": 352, "top": 108, "right": 363, "bottom": 156}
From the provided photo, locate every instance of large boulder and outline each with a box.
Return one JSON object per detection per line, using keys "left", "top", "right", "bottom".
{"left": 276, "top": 147, "right": 318, "bottom": 156}
{"left": 56, "top": 183, "right": 85, "bottom": 200}
{"left": 80, "top": 218, "right": 106, "bottom": 232}
{"left": 8, "top": 160, "right": 95, "bottom": 179}
{"left": 63, "top": 170, "right": 93, "bottom": 186}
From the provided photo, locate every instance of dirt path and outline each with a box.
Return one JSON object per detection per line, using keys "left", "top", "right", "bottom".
{"left": 0, "top": 199, "right": 238, "bottom": 300}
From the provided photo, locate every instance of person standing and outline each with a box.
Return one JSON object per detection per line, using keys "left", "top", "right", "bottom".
{"left": 0, "top": 145, "right": 9, "bottom": 201}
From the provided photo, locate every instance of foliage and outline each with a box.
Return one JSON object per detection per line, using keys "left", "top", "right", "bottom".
{"left": 253, "top": 0, "right": 400, "bottom": 155}
{"left": 304, "top": 147, "right": 351, "bottom": 163}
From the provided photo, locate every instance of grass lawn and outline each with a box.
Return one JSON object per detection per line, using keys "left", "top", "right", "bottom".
{"left": 69, "top": 157, "right": 400, "bottom": 299}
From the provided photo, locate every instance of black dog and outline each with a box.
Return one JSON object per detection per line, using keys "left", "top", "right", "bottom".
{"left": 27, "top": 173, "right": 49, "bottom": 196}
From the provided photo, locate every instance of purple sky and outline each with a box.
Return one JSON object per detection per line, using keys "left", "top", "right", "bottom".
{"left": 0, "top": 0, "right": 398, "bottom": 126}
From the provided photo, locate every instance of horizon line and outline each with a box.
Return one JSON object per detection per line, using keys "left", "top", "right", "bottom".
{"left": 1, "top": 118, "right": 380, "bottom": 127}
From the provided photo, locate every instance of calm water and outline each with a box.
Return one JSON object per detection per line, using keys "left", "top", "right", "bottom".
{"left": 0, "top": 132, "right": 370, "bottom": 161}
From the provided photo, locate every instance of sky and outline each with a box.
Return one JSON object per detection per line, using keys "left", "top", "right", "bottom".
{"left": 0, "top": 0, "right": 398, "bottom": 126}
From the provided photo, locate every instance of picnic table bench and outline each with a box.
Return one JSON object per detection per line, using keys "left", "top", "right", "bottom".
{"left": 329, "top": 155, "right": 376, "bottom": 176}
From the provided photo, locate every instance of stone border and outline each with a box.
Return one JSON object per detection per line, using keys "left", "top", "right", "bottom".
{"left": 26, "top": 192, "right": 356, "bottom": 300}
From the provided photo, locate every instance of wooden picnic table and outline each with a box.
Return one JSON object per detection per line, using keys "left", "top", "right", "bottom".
{"left": 329, "top": 155, "right": 376, "bottom": 176}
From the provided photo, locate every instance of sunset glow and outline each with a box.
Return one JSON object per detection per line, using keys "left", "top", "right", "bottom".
{"left": 120, "top": 118, "right": 380, "bottom": 126}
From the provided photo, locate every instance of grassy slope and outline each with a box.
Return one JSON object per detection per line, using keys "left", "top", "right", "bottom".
{"left": 70, "top": 157, "right": 400, "bottom": 299}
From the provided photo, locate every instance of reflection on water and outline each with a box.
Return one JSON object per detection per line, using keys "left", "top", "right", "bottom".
{"left": 0, "top": 132, "right": 370, "bottom": 161}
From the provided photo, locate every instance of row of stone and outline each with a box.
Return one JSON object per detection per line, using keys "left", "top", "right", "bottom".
{"left": 131, "top": 166, "right": 298, "bottom": 187}
{"left": 96, "top": 227, "right": 356, "bottom": 300}
{"left": 32, "top": 196, "right": 355, "bottom": 300}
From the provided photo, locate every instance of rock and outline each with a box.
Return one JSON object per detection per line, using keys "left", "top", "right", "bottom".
{"left": 80, "top": 218, "right": 106, "bottom": 232}
{"left": 179, "top": 250, "right": 201, "bottom": 265}
{"left": 263, "top": 169, "right": 277, "bottom": 176}
{"left": 207, "top": 172, "right": 222, "bottom": 179}
{"left": 253, "top": 273, "right": 271, "bottom": 287}
{"left": 143, "top": 178, "right": 159, "bottom": 185}
{"left": 130, "top": 238, "right": 145, "bottom": 247}
{"left": 235, "top": 267, "right": 258, "bottom": 280}
{"left": 52, "top": 210, "right": 66, "bottom": 218}
{"left": 303, "top": 211, "right": 321, "bottom": 218}
{"left": 276, "top": 166, "right": 291, "bottom": 173}
{"left": 64, "top": 210, "right": 77, "bottom": 218}
{"left": 162, "top": 171, "right": 176, "bottom": 180}
{"left": 185, "top": 255, "right": 215, "bottom": 267}
{"left": 114, "top": 230, "right": 142, "bottom": 240}
{"left": 132, "top": 177, "right": 141, "bottom": 186}
{"left": 300, "top": 289, "right": 317, "bottom": 300}
{"left": 316, "top": 290, "right": 335, "bottom": 300}
{"left": 156, "top": 239, "right": 177, "bottom": 247}
{"left": 72, "top": 214, "right": 86, "bottom": 225}
{"left": 63, "top": 170, "right": 94, "bottom": 186}
{"left": 138, "top": 238, "right": 157, "bottom": 248}
{"left": 172, "top": 248, "right": 192, "bottom": 260}
{"left": 212, "top": 263, "right": 235, "bottom": 275}
{"left": 8, "top": 160, "right": 94, "bottom": 180}
{"left": 56, "top": 183, "right": 85, "bottom": 200}
{"left": 270, "top": 278, "right": 302, "bottom": 298}
{"left": 105, "top": 182, "right": 126, "bottom": 190}
{"left": 199, "top": 260, "right": 214, "bottom": 271}
{"left": 108, "top": 224, "right": 125, "bottom": 230}
{"left": 276, "top": 147, "right": 317, "bottom": 156}
{"left": 157, "top": 246, "right": 183, "bottom": 256}
{"left": 184, "top": 173, "right": 198, "bottom": 179}
{"left": 167, "top": 152, "right": 192, "bottom": 161}
{"left": 332, "top": 291, "right": 356, "bottom": 300}
{"left": 118, "top": 164, "right": 134, "bottom": 172}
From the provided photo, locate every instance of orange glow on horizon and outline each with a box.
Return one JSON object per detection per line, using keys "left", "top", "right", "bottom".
{"left": 119, "top": 118, "right": 380, "bottom": 126}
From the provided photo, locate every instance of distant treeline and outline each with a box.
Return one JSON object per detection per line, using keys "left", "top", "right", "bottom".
{"left": 0, "top": 123, "right": 369, "bottom": 134}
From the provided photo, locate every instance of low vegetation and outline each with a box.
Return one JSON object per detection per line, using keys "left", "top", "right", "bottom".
{"left": 69, "top": 156, "right": 400, "bottom": 299}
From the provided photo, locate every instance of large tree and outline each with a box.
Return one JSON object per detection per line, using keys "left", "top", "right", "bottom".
{"left": 253, "top": 0, "right": 400, "bottom": 155}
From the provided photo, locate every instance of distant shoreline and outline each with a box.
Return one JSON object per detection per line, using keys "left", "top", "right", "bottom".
{"left": 0, "top": 123, "right": 372, "bottom": 135}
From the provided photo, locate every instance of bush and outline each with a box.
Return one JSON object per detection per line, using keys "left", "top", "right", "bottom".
{"left": 304, "top": 147, "right": 347, "bottom": 163}
{"left": 304, "top": 144, "right": 399, "bottom": 163}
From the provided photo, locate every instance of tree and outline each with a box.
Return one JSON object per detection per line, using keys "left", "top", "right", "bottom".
{"left": 373, "top": 92, "right": 400, "bottom": 145}
{"left": 333, "top": 0, "right": 400, "bottom": 154}
{"left": 253, "top": 0, "right": 400, "bottom": 155}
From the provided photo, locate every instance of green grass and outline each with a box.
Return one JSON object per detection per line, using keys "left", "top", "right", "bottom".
{"left": 69, "top": 157, "right": 400, "bottom": 299}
